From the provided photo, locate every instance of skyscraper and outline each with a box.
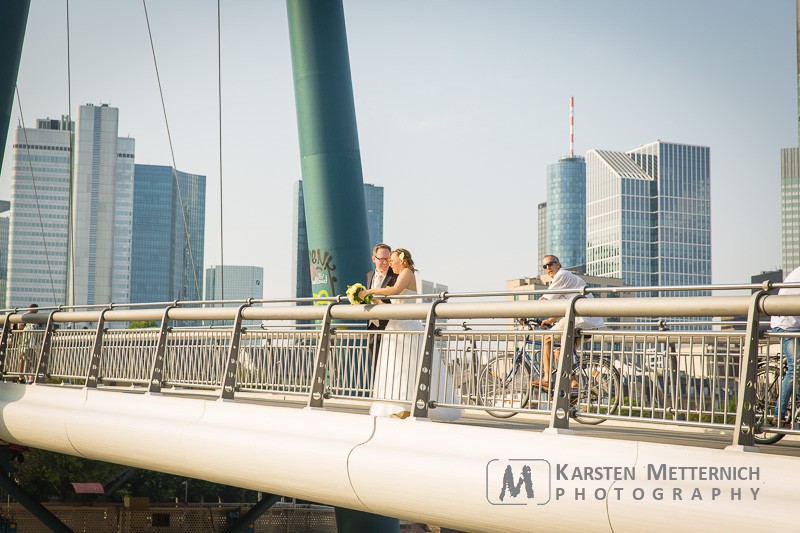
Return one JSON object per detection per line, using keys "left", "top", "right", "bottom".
{"left": 204, "top": 265, "right": 263, "bottom": 325}
{"left": 586, "top": 141, "right": 711, "bottom": 297}
{"left": 6, "top": 116, "right": 72, "bottom": 308}
{"left": 537, "top": 202, "right": 547, "bottom": 261}
{"left": 0, "top": 200, "right": 11, "bottom": 307}
{"left": 130, "top": 164, "right": 206, "bottom": 304}
{"left": 779, "top": 1, "right": 800, "bottom": 274}
{"left": 780, "top": 148, "right": 800, "bottom": 273}
{"left": 546, "top": 156, "right": 586, "bottom": 271}
{"left": 292, "top": 180, "right": 384, "bottom": 299}
{"left": 363, "top": 183, "right": 384, "bottom": 247}
{"left": 69, "top": 104, "right": 135, "bottom": 306}
{"left": 205, "top": 265, "right": 264, "bottom": 301}
{"left": 291, "top": 181, "right": 310, "bottom": 301}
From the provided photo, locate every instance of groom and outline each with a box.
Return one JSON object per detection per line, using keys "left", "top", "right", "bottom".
{"left": 365, "top": 244, "right": 398, "bottom": 386}
{"left": 366, "top": 243, "right": 398, "bottom": 332}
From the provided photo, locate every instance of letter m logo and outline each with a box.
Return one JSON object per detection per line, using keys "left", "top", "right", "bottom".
{"left": 486, "top": 459, "right": 551, "bottom": 506}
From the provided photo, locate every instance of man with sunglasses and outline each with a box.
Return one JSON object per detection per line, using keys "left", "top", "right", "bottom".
{"left": 532, "top": 255, "right": 604, "bottom": 389}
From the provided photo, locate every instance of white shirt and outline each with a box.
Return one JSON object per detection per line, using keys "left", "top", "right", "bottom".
{"left": 770, "top": 266, "right": 800, "bottom": 330}
{"left": 541, "top": 268, "right": 604, "bottom": 329}
{"left": 372, "top": 271, "right": 387, "bottom": 289}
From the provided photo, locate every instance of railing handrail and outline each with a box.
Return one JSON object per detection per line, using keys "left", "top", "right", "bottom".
{"left": 3, "top": 289, "right": 800, "bottom": 450}
{"left": 5, "top": 293, "right": 800, "bottom": 326}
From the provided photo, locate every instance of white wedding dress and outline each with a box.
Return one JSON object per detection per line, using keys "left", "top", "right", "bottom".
{"left": 370, "top": 289, "right": 461, "bottom": 421}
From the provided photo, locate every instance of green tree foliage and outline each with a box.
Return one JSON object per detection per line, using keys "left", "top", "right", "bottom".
{"left": 12, "top": 449, "right": 258, "bottom": 503}
{"left": 127, "top": 321, "right": 158, "bottom": 329}
{"left": 13, "top": 449, "right": 119, "bottom": 502}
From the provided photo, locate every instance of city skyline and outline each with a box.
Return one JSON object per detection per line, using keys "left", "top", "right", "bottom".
{"left": 0, "top": 1, "right": 795, "bottom": 298}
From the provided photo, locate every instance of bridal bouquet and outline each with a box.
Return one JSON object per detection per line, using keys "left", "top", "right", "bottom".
{"left": 346, "top": 283, "right": 373, "bottom": 305}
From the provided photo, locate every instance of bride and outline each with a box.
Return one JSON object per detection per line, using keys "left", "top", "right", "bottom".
{"left": 362, "top": 248, "right": 460, "bottom": 421}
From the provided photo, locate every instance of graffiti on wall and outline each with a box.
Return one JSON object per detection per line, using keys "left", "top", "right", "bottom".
{"left": 309, "top": 249, "right": 337, "bottom": 304}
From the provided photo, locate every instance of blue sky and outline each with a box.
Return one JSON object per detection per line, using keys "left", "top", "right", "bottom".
{"left": 0, "top": 0, "right": 795, "bottom": 298}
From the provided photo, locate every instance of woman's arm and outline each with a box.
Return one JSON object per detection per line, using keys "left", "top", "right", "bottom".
{"left": 365, "top": 269, "right": 413, "bottom": 297}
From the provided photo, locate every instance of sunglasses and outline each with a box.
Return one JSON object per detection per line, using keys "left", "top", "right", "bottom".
{"left": 542, "top": 261, "right": 559, "bottom": 269}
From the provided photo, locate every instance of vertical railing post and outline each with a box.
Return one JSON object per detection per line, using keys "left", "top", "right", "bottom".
{"left": 86, "top": 307, "right": 113, "bottom": 389}
{"left": 148, "top": 306, "right": 176, "bottom": 394}
{"left": 308, "top": 299, "right": 342, "bottom": 408}
{"left": 728, "top": 291, "right": 766, "bottom": 450}
{"left": 220, "top": 303, "right": 251, "bottom": 400}
{"left": 411, "top": 299, "right": 445, "bottom": 419}
{"left": 33, "top": 311, "right": 58, "bottom": 385}
{"left": 0, "top": 313, "right": 13, "bottom": 379}
{"left": 547, "top": 295, "right": 583, "bottom": 432}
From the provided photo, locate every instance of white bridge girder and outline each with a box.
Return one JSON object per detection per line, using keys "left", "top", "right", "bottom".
{"left": 0, "top": 383, "right": 796, "bottom": 532}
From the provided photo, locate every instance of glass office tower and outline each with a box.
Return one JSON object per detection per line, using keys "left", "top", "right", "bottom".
{"left": 546, "top": 156, "right": 586, "bottom": 271}
{"left": 130, "top": 164, "right": 206, "bottom": 304}
{"left": 586, "top": 141, "right": 711, "bottom": 298}
{"left": 537, "top": 202, "right": 547, "bottom": 262}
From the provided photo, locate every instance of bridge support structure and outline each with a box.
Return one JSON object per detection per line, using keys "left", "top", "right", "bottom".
{"left": 0, "top": 446, "right": 71, "bottom": 533}
{"left": 287, "top": 2, "right": 397, "bottom": 527}
{"left": 0, "top": 0, "right": 31, "bottom": 171}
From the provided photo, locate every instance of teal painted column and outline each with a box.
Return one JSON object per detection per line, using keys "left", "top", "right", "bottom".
{"left": 0, "top": 0, "right": 31, "bottom": 170}
{"left": 287, "top": 2, "right": 399, "bottom": 531}
{"left": 287, "top": 0, "right": 371, "bottom": 302}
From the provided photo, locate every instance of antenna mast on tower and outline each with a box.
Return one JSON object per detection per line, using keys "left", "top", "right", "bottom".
{"left": 569, "top": 95, "right": 575, "bottom": 157}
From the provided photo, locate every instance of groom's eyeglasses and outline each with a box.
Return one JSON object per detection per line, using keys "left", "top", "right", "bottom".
{"left": 374, "top": 256, "right": 390, "bottom": 262}
{"left": 542, "top": 261, "right": 558, "bottom": 269}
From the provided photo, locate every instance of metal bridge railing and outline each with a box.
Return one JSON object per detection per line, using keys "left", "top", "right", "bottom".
{"left": 2, "top": 289, "right": 800, "bottom": 447}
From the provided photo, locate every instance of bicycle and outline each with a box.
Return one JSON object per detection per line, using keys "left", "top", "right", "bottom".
{"left": 475, "top": 319, "right": 620, "bottom": 424}
{"left": 753, "top": 353, "right": 798, "bottom": 445}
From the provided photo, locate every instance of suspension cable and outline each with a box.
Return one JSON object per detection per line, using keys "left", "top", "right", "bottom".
{"left": 15, "top": 89, "right": 59, "bottom": 305}
{"left": 141, "top": 0, "right": 201, "bottom": 299}
{"left": 217, "top": 0, "right": 225, "bottom": 301}
{"left": 65, "top": 0, "right": 75, "bottom": 305}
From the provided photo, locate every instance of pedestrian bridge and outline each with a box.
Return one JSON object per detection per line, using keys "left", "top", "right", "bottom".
{"left": 1, "top": 286, "right": 799, "bottom": 532}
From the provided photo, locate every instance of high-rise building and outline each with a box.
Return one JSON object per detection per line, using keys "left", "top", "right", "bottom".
{"left": 780, "top": 148, "right": 800, "bottom": 273}
{"left": 130, "top": 164, "right": 206, "bottom": 304}
{"left": 537, "top": 202, "right": 547, "bottom": 262}
{"left": 363, "top": 183, "right": 384, "bottom": 247}
{"left": 586, "top": 141, "right": 711, "bottom": 297}
{"left": 204, "top": 265, "right": 263, "bottom": 325}
{"left": 69, "top": 104, "right": 135, "bottom": 306}
{"left": 112, "top": 137, "right": 135, "bottom": 304}
{"left": 0, "top": 200, "right": 11, "bottom": 307}
{"left": 205, "top": 265, "right": 264, "bottom": 301}
{"left": 546, "top": 156, "right": 586, "bottom": 271}
{"left": 779, "top": 1, "right": 800, "bottom": 274}
{"left": 417, "top": 279, "right": 448, "bottom": 303}
{"left": 6, "top": 116, "right": 72, "bottom": 308}
{"left": 291, "top": 181, "right": 310, "bottom": 301}
{"left": 292, "top": 180, "right": 384, "bottom": 299}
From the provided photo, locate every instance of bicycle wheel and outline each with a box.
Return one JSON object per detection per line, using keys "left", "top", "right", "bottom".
{"left": 753, "top": 363, "right": 784, "bottom": 445}
{"left": 572, "top": 358, "right": 620, "bottom": 425}
{"left": 477, "top": 355, "right": 531, "bottom": 419}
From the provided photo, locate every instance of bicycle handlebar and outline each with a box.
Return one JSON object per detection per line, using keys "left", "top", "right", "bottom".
{"left": 518, "top": 317, "right": 551, "bottom": 330}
